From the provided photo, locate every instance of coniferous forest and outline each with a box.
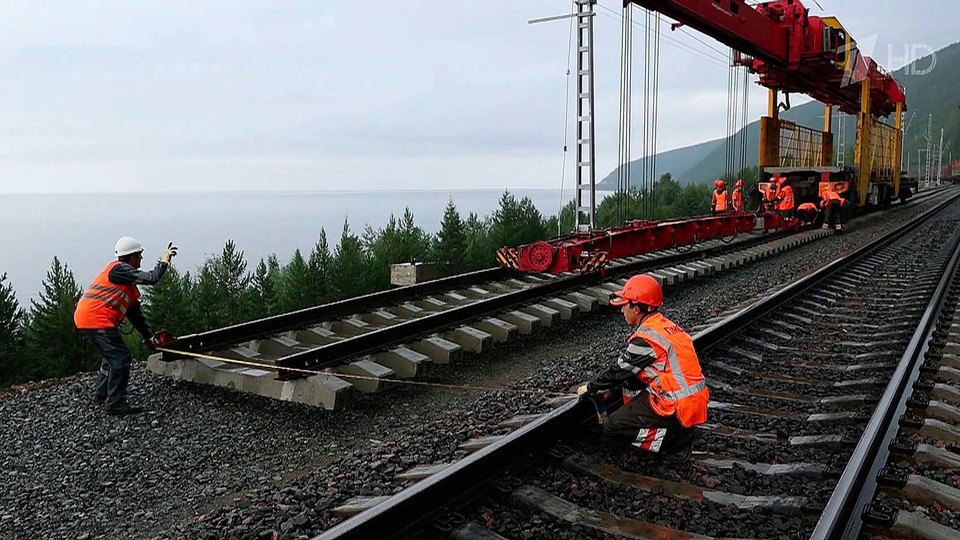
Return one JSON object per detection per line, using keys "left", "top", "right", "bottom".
{"left": 0, "top": 178, "right": 744, "bottom": 388}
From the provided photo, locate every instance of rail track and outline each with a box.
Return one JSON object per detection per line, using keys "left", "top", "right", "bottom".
{"left": 315, "top": 192, "right": 960, "bottom": 539}
{"left": 150, "top": 189, "right": 953, "bottom": 410}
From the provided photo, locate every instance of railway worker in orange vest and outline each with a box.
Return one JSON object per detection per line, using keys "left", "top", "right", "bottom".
{"left": 821, "top": 189, "right": 849, "bottom": 231}
{"left": 731, "top": 179, "right": 745, "bottom": 212}
{"left": 578, "top": 274, "right": 709, "bottom": 462}
{"left": 711, "top": 180, "right": 729, "bottom": 214}
{"left": 74, "top": 237, "right": 178, "bottom": 415}
{"left": 774, "top": 176, "right": 795, "bottom": 219}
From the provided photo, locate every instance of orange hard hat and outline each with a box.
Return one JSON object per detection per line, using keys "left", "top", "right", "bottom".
{"left": 714, "top": 179, "right": 726, "bottom": 188}
{"left": 735, "top": 180, "right": 744, "bottom": 187}
{"left": 610, "top": 274, "right": 664, "bottom": 308}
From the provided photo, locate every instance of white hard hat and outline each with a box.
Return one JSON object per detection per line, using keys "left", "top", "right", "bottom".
{"left": 115, "top": 236, "right": 144, "bottom": 257}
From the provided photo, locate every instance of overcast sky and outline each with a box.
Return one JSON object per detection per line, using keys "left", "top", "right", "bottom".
{"left": 0, "top": 1, "right": 955, "bottom": 194}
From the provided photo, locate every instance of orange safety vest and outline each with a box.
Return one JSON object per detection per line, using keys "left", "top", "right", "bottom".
{"left": 777, "top": 185, "right": 795, "bottom": 211}
{"left": 820, "top": 189, "right": 843, "bottom": 208}
{"left": 712, "top": 189, "right": 728, "bottom": 212}
{"left": 74, "top": 261, "right": 141, "bottom": 329}
{"left": 629, "top": 313, "right": 709, "bottom": 427}
{"left": 731, "top": 187, "right": 744, "bottom": 212}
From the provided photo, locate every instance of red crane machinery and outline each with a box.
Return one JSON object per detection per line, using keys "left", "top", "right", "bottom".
{"left": 499, "top": 0, "right": 907, "bottom": 274}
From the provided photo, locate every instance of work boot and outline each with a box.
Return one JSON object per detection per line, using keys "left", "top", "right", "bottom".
{"left": 104, "top": 401, "right": 144, "bottom": 416}
{"left": 664, "top": 441, "right": 694, "bottom": 464}
{"left": 822, "top": 223, "right": 829, "bottom": 229}
{"left": 836, "top": 224, "right": 843, "bottom": 232}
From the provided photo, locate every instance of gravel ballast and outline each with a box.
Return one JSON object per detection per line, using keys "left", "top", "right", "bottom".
{"left": 0, "top": 191, "right": 955, "bottom": 539}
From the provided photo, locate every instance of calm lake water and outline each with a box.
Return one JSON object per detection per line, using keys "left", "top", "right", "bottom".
{"left": 1, "top": 189, "right": 609, "bottom": 303}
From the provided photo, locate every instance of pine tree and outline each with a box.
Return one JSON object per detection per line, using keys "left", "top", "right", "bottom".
{"left": 463, "top": 212, "right": 493, "bottom": 271}
{"left": 278, "top": 249, "right": 312, "bottom": 311}
{"left": 397, "top": 207, "right": 430, "bottom": 262}
{"left": 330, "top": 220, "right": 370, "bottom": 300}
{"left": 23, "top": 257, "right": 94, "bottom": 379}
{"left": 192, "top": 261, "right": 227, "bottom": 331}
{"left": 214, "top": 240, "right": 252, "bottom": 324}
{"left": 252, "top": 258, "right": 279, "bottom": 317}
{"left": 306, "top": 230, "right": 331, "bottom": 305}
{"left": 433, "top": 200, "right": 466, "bottom": 275}
{"left": 0, "top": 271, "right": 24, "bottom": 385}
{"left": 488, "top": 192, "right": 547, "bottom": 250}
{"left": 142, "top": 264, "right": 193, "bottom": 335}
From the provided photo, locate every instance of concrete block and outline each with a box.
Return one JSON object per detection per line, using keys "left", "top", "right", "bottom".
{"left": 486, "top": 281, "right": 519, "bottom": 294}
{"left": 598, "top": 282, "right": 622, "bottom": 293}
{"left": 443, "top": 292, "right": 471, "bottom": 305}
{"left": 658, "top": 268, "right": 685, "bottom": 283}
{"left": 583, "top": 286, "right": 615, "bottom": 303}
{"left": 390, "top": 262, "right": 440, "bottom": 286}
{"left": 336, "top": 359, "right": 395, "bottom": 393}
{"left": 330, "top": 318, "right": 373, "bottom": 336}
{"left": 361, "top": 309, "right": 402, "bottom": 326}
{"left": 562, "top": 291, "right": 598, "bottom": 313}
{"left": 332, "top": 496, "right": 391, "bottom": 518}
{"left": 500, "top": 310, "right": 541, "bottom": 334}
{"left": 543, "top": 298, "right": 579, "bottom": 320}
{"left": 150, "top": 357, "right": 352, "bottom": 410}
{"left": 463, "top": 287, "right": 493, "bottom": 299}
{"left": 374, "top": 347, "right": 431, "bottom": 378}
{"left": 291, "top": 327, "right": 341, "bottom": 346}
{"left": 689, "top": 261, "right": 714, "bottom": 275}
{"left": 411, "top": 336, "right": 462, "bottom": 364}
{"left": 443, "top": 326, "right": 493, "bottom": 354}
{"left": 414, "top": 297, "right": 448, "bottom": 311}
{"left": 647, "top": 271, "right": 671, "bottom": 287}
{"left": 520, "top": 304, "right": 561, "bottom": 327}
{"left": 459, "top": 435, "right": 503, "bottom": 452}
{"left": 249, "top": 336, "right": 303, "bottom": 357}
{"left": 388, "top": 303, "right": 427, "bottom": 318}
{"left": 474, "top": 318, "right": 520, "bottom": 343}
{"left": 396, "top": 463, "right": 453, "bottom": 481}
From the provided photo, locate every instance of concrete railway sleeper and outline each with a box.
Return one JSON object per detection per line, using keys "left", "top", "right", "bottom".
{"left": 315, "top": 194, "right": 960, "bottom": 538}
{"left": 150, "top": 190, "right": 957, "bottom": 410}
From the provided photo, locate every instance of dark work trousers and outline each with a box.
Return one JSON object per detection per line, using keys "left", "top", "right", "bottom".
{"left": 82, "top": 328, "right": 131, "bottom": 408}
{"left": 824, "top": 200, "right": 843, "bottom": 227}
{"left": 778, "top": 209, "right": 794, "bottom": 220}
{"left": 602, "top": 393, "right": 697, "bottom": 455}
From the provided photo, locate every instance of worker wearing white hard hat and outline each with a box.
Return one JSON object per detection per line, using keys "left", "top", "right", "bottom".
{"left": 74, "top": 238, "right": 178, "bottom": 415}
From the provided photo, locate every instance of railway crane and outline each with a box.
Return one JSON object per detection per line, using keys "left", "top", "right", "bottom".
{"left": 498, "top": 0, "right": 908, "bottom": 274}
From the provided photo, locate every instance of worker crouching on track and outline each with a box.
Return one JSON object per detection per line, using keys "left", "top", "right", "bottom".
{"left": 711, "top": 180, "right": 729, "bottom": 214}
{"left": 74, "top": 237, "right": 178, "bottom": 415}
{"left": 578, "top": 274, "right": 709, "bottom": 462}
{"left": 821, "top": 189, "right": 850, "bottom": 231}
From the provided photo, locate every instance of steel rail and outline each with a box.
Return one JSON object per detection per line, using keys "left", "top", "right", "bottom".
{"left": 314, "top": 192, "right": 960, "bottom": 540}
{"left": 811, "top": 201, "right": 960, "bottom": 538}
{"left": 164, "top": 186, "right": 950, "bottom": 363}
{"left": 272, "top": 229, "right": 798, "bottom": 374}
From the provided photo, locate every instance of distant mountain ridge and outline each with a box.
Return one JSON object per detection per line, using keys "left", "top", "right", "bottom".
{"left": 599, "top": 40, "right": 960, "bottom": 188}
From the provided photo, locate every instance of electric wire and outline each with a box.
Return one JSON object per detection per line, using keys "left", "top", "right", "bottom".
{"left": 595, "top": 4, "right": 728, "bottom": 68}
{"left": 558, "top": 1, "right": 576, "bottom": 236}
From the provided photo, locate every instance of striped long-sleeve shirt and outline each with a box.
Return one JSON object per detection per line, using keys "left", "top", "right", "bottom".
{"left": 590, "top": 334, "right": 658, "bottom": 391}
{"left": 107, "top": 261, "right": 167, "bottom": 339}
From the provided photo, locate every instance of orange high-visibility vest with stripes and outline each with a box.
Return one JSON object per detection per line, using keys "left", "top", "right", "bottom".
{"left": 777, "top": 185, "right": 795, "bottom": 211}
{"left": 712, "top": 189, "right": 728, "bottom": 211}
{"left": 820, "top": 189, "right": 842, "bottom": 208}
{"left": 630, "top": 313, "right": 709, "bottom": 427}
{"left": 731, "top": 187, "right": 744, "bottom": 212}
{"left": 74, "top": 261, "right": 140, "bottom": 329}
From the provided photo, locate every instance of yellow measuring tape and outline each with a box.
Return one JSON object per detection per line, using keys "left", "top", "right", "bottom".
{"left": 156, "top": 347, "right": 577, "bottom": 398}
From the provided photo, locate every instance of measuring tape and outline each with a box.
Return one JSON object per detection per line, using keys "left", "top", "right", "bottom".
{"left": 156, "top": 347, "right": 578, "bottom": 398}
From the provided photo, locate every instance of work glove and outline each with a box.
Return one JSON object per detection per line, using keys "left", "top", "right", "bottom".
{"left": 576, "top": 383, "right": 593, "bottom": 398}
{"left": 162, "top": 242, "right": 178, "bottom": 265}
{"left": 145, "top": 334, "right": 158, "bottom": 350}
